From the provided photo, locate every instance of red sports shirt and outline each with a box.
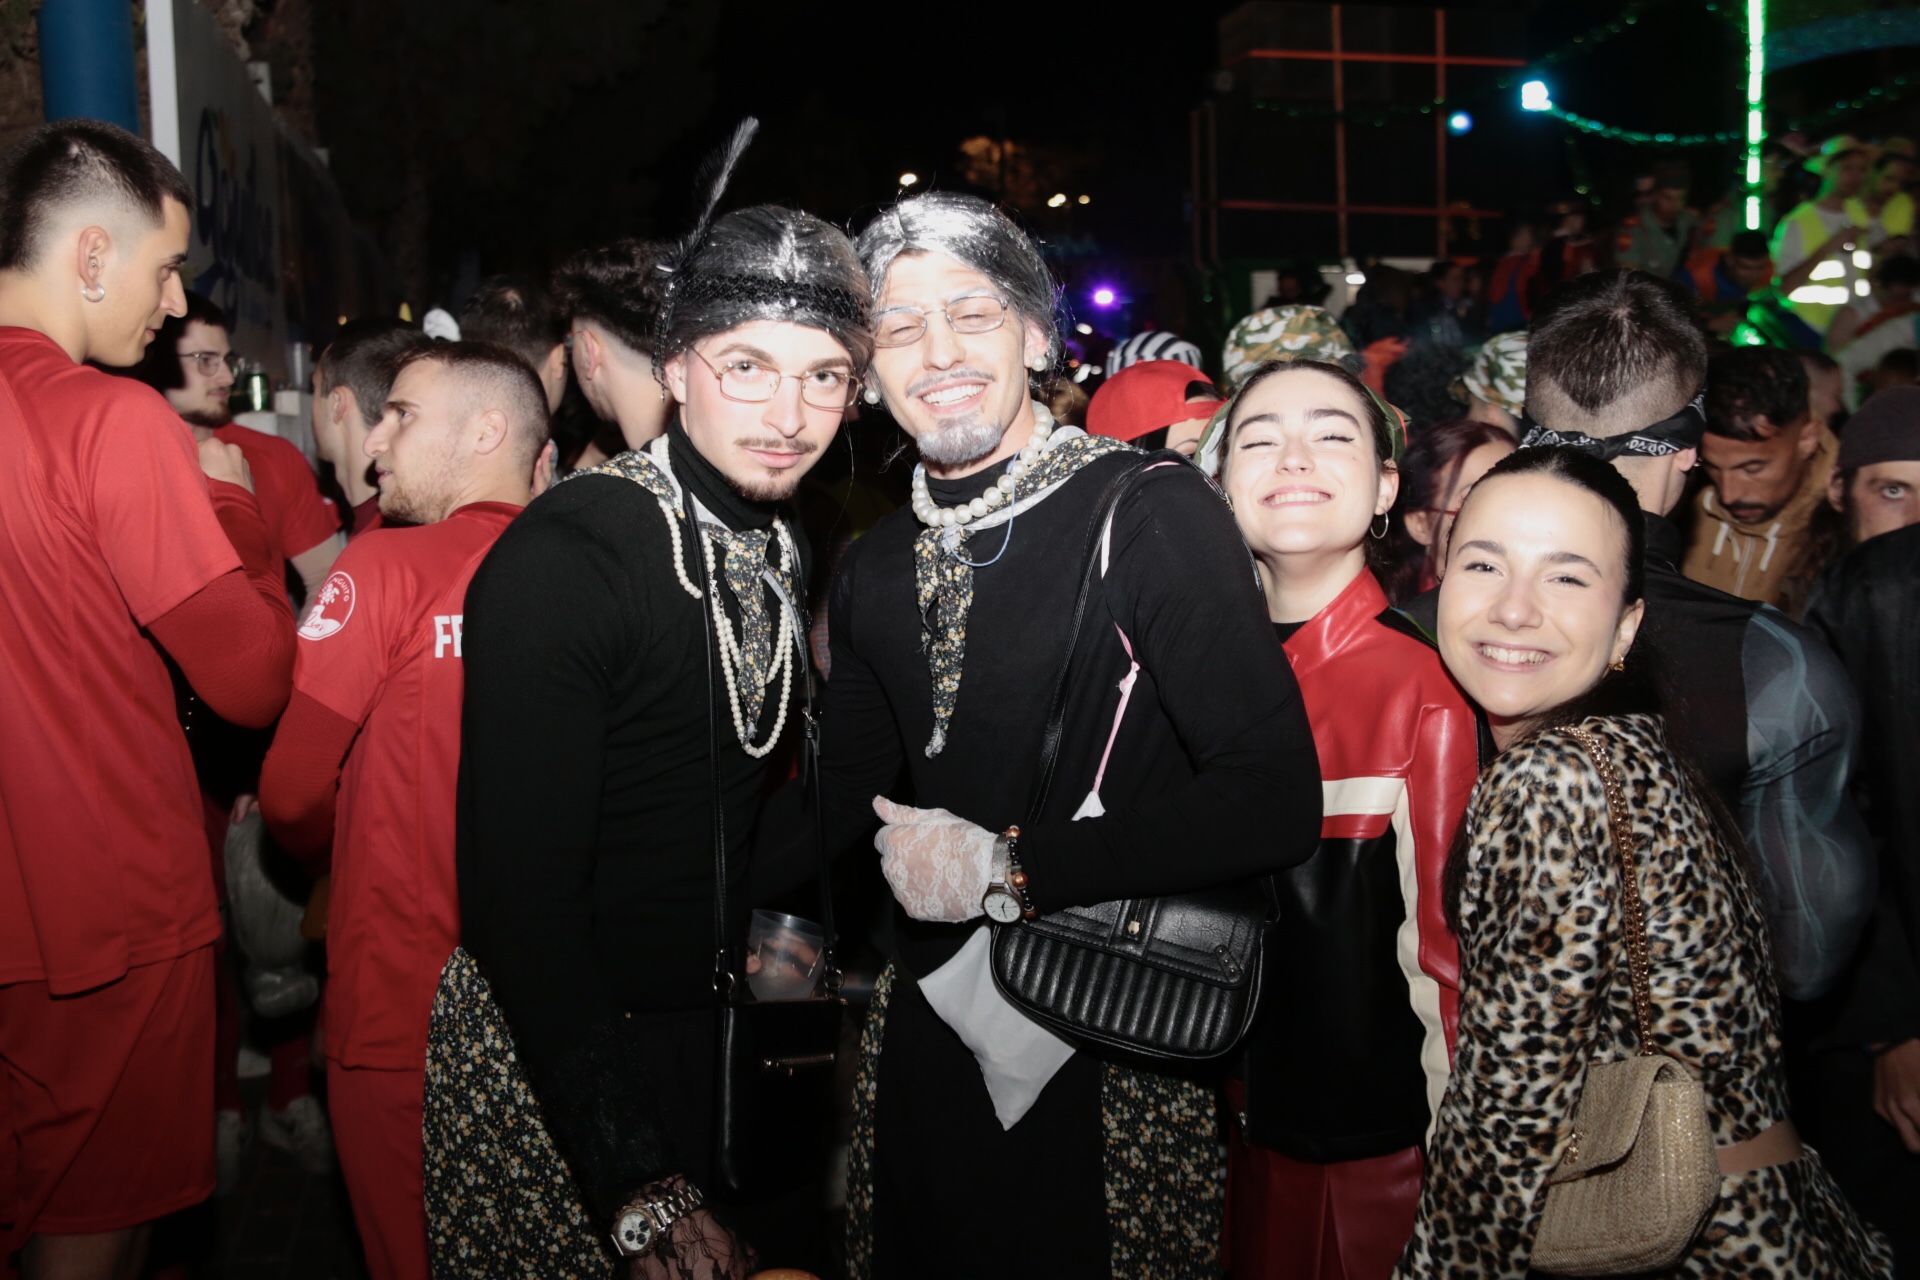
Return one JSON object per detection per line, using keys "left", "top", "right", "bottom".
{"left": 0, "top": 328, "right": 239, "bottom": 992}
{"left": 290, "top": 502, "right": 520, "bottom": 1068}
{"left": 214, "top": 423, "right": 340, "bottom": 563}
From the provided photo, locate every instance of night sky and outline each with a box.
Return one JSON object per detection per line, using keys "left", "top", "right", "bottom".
{"left": 307, "top": 0, "right": 1912, "bottom": 302}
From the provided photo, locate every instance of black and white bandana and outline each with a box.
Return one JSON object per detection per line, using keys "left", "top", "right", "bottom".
{"left": 1517, "top": 390, "right": 1706, "bottom": 460}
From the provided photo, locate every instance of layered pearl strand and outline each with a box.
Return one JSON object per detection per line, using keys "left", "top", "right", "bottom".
{"left": 702, "top": 522, "right": 796, "bottom": 759}
{"left": 648, "top": 434, "right": 796, "bottom": 758}
{"left": 910, "top": 402, "right": 1056, "bottom": 528}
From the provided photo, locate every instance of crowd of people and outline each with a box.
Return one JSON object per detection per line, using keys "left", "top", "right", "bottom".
{"left": 2, "top": 109, "right": 1918, "bottom": 1280}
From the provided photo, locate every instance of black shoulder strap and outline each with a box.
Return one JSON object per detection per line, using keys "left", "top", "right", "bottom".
{"left": 1023, "top": 457, "right": 1162, "bottom": 826}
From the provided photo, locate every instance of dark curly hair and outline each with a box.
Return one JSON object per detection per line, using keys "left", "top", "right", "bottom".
{"left": 1706, "top": 345, "right": 1809, "bottom": 442}
{"left": 549, "top": 238, "right": 671, "bottom": 355}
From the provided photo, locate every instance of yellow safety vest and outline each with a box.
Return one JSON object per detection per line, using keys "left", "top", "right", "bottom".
{"left": 1775, "top": 201, "right": 1871, "bottom": 335}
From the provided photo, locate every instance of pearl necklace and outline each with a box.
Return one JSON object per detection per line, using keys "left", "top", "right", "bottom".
{"left": 647, "top": 435, "right": 797, "bottom": 757}
{"left": 910, "top": 401, "right": 1056, "bottom": 528}
{"left": 702, "top": 523, "right": 797, "bottom": 758}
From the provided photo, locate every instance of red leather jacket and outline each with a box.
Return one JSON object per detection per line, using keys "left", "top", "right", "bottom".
{"left": 1241, "top": 569, "right": 1482, "bottom": 1162}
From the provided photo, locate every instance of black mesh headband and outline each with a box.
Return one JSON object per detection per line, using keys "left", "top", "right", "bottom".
{"left": 651, "top": 272, "right": 869, "bottom": 376}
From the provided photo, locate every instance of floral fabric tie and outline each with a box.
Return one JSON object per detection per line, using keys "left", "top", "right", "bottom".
{"left": 913, "top": 433, "right": 1134, "bottom": 756}
{"left": 568, "top": 446, "right": 793, "bottom": 726}
{"left": 705, "top": 524, "right": 779, "bottom": 724}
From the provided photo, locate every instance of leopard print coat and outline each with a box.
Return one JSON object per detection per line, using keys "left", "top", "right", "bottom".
{"left": 1396, "top": 714, "right": 1891, "bottom": 1278}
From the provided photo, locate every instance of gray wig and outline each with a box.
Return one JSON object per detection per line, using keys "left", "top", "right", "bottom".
{"left": 854, "top": 192, "right": 1062, "bottom": 371}
{"left": 653, "top": 120, "right": 873, "bottom": 375}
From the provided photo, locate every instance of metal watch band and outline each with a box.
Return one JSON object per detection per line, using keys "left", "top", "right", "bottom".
{"left": 611, "top": 1181, "right": 705, "bottom": 1257}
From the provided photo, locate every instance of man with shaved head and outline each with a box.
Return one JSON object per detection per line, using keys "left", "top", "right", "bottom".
{"left": 259, "top": 341, "right": 548, "bottom": 1280}
{"left": 0, "top": 118, "right": 294, "bottom": 1279}
{"left": 1520, "top": 270, "right": 1874, "bottom": 1003}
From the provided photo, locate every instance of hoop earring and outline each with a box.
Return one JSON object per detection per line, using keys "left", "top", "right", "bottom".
{"left": 1369, "top": 513, "right": 1389, "bottom": 540}
{"left": 80, "top": 282, "right": 106, "bottom": 303}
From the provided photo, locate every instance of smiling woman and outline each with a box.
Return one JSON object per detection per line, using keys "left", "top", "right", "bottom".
{"left": 1435, "top": 447, "right": 1645, "bottom": 749}
{"left": 1214, "top": 357, "right": 1484, "bottom": 1278}
{"left": 1401, "top": 444, "right": 1893, "bottom": 1278}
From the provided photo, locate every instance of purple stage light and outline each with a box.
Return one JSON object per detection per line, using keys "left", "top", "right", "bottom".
{"left": 1092, "top": 287, "right": 1117, "bottom": 308}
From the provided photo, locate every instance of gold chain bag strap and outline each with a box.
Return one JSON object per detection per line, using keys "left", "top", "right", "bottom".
{"left": 1530, "top": 724, "right": 1721, "bottom": 1276}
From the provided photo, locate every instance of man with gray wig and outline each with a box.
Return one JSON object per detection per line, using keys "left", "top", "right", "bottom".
{"left": 427, "top": 122, "right": 869, "bottom": 1279}
{"left": 762, "top": 190, "right": 1321, "bottom": 1274}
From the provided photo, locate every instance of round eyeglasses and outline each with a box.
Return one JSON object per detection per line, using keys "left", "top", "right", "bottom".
{"left": 180, "top": 350, "right": 242, "bottom": 377}
{"left": 871, "top": 294, "right": 1011, "bottom": 348}
{"left": 688, "top": 348, "right": 860, "bottom": 410}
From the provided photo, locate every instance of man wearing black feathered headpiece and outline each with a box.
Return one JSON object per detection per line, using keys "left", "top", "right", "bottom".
{"left": 421, "top": 119, "right": 868, "bottom": 1279}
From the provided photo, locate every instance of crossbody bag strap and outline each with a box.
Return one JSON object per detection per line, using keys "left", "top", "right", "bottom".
{"left": 1023, "top": 458, "right": 1157, "bottom": 826}
{"left": 1564, "top": 722, "right": 1658, "bottom": 1056}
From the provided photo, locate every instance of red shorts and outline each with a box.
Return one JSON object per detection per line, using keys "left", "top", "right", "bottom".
{"left": 0, "top": 946, "right": 216, "bottom": 1251}
{"left": 327, "top": 1059, "right": 429, "bottom": 1280}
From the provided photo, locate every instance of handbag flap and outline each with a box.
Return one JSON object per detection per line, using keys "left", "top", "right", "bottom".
{"left": 1017, "top": 885, "right": 1266, "bottom": 989}
{"left": 1547, "top": 1054, "right": 1695, "bottom": 1182}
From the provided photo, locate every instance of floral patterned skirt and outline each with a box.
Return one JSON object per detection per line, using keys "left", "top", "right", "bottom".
{"left": 421, "top": 948, "right": 617, "bottom": 1280}
{"left": 845, "top": 964, "right": 1225, "bottom": 1279}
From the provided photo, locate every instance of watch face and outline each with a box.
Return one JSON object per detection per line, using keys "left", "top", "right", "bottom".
{"left": 616, "top": 1212, "right": 656, "bottom": 1256}
{"left": 983, "top": 889, "right": 1024, "bottom": 924}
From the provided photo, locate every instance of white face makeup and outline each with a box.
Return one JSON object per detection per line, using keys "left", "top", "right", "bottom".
{"left": 1437, "top": 470, "right": 1644, "bottom": 748}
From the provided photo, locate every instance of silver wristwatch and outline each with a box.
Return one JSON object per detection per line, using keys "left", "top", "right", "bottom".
{"left": 610, "top": 1180, "right": 705, "bottom": 1258}
{"left": 980, "top": 827, "right": 1033, "bottom": 924}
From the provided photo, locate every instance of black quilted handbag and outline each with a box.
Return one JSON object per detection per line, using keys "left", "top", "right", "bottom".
{"left": 989, "top": 458, "right": 1275, "bottom": 1062}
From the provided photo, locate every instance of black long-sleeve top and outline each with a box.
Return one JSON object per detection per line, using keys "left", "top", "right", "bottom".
{"left": 763, "top": 451, "right": 1323, "bottom": 982}
{"left": 455, "top": 424, "right": 803, "bottom": 1222}
{"left": 1807, "top": 524, "right": 1920, "bottom": 1049}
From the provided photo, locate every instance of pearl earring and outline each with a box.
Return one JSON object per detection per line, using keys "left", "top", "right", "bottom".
{"left": 80, "top": 282, "right": 106, "bottom": 303}
{"left": 1029, "top": 356, "right": 1048, "bottom": 372}
{"left": 862, "top": 386, "right": 882, "bottom": 406}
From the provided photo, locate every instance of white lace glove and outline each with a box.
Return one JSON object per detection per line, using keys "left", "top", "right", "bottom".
{"left": 872, "top": 796, "right": 995, "bottom": 923}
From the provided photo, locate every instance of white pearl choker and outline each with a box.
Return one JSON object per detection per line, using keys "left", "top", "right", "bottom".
{"left": 910, "top": 401, "right": 1056, "bottom": 528}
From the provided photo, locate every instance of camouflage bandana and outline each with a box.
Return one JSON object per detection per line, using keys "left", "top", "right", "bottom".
{"left": 912, "top": 431, "right": 1135, "bottom": 757}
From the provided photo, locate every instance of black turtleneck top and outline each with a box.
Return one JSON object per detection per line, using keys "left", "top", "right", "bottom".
{"left": 456, "top": 423, "right": 804, "bottom": 1220}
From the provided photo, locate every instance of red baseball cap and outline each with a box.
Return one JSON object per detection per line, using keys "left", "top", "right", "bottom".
{"left": 1086, "top": 360, "right": 1226, "bottom": 443}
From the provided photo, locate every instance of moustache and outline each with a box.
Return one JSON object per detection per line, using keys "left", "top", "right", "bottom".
{"left": 904, "top": 368, "right": 997, "bottom": 399}
{"left": 737, "top": 438, "right": 819, "bottom": 456}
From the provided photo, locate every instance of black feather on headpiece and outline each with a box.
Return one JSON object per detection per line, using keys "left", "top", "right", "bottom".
{"left": 668, "top": 116, "right": 760, "bottom": 278}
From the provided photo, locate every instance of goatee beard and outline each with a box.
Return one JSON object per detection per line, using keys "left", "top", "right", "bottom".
{"left": 734, "top": 473, "right": 802, "bottom": 504}
{"left": 916, "top": 420, "right": 1006, "bottom": 467}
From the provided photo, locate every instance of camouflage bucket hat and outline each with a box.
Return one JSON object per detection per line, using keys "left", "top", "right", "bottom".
{"left": 1455, "top": 331, "right": 1528, "bottom": 418}
{"left": 1219, "top": 305, "right": 1356, "bottom": 393}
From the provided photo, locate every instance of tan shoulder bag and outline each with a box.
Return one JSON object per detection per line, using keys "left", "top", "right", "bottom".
{"left": 1530, "top": 724, "right": 1721, "bottom": 1276}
